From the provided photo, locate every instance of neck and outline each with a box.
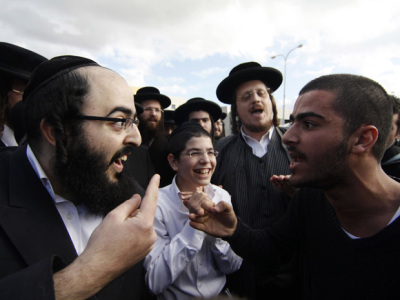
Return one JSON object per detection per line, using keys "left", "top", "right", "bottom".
{"left": 242, "top": 126, "right": 271, "bottom": 142}
{"left": 325, "top": 163, "right": 400, "bottom": 237}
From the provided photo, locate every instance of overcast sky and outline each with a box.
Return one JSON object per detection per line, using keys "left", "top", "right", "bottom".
{"left": 1, "top": 0, "right": 399, "bottom": 116}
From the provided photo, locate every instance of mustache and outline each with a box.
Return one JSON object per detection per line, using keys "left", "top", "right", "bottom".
{"left": 109, "top": 146, "right": 135, "bottom": 165}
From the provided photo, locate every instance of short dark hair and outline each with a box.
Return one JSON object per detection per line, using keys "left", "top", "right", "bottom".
{"left": 168, "top": 122, "right": 212, "bottom": 159}
{"left": 24, "top": 69, "right": 90, "bottom": 161}
{"left": 299, "top": 74, "right": 390, "bottom": 160}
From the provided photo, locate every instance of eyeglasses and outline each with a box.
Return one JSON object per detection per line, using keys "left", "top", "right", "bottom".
{"left": 239, "top": 88, "right": 270, "bottom": 102}
{"left": 11, "top": 89, "right": 24, "bottom": 95}
{"left": 72, "top": 115, "right": 139, "bottom": 131}
{"left": 182, "top": 150, "right": 219, "bottom": 158}
{"left": 143, "top": 107, "right": 163, "bottom": 114}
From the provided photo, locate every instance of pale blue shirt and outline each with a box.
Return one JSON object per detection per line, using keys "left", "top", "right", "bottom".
{"left": 26, "top": 145, "right": 102, "bottom": 255}
{"left": 241, "top": 126, "right": 274, "bottom": 158}
{"left": 144, "top": 176, "right": 242, "bottom": 300}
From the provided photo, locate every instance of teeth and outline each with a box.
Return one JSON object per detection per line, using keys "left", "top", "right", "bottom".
{"left": 195, "top": 169, "right": 209, "bottom": 174}
{"left": 121, "top": 155, "right": 127, "bottom": 161}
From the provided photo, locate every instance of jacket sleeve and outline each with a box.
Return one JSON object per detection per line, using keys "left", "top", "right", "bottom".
{"left": 0, "top": 255, "right": 65, "bottom": 300}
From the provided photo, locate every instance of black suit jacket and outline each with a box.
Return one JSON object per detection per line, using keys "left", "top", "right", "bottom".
{"left": 0, "top": 146, "right": 149, "bottom": 299}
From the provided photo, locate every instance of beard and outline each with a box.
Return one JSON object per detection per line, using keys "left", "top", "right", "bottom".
{"left": 54, "top": 135, "right": 139, "bottom": 217}
{"left": 289, "top": 138, "right": 349, "bottom": 190}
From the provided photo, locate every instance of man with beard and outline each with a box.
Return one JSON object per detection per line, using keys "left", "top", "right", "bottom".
{"left": 211, "top": 62, "right": 294, "bottom": 299}
{"left": 186, "top": 74, "right": 400, "bottom": 299}
{"left": 135, "top": 86, "right": 174, "bottom": 187}
{"left": 0, "top": 55, "right": 160, "bottom": 299}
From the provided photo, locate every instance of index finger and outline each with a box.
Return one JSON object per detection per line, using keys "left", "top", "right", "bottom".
{"left": 139, "top": 174, "right": 160, "bottom": 218}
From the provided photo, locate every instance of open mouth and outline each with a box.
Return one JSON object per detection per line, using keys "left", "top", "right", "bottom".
{"left": 251, "top": 107, "right": 264, "bottom": 117}
{"left": 110, "top": 147, "right": 132, "bottom": 173}
{"left": 194, "top": 168, "right": 211, "bottom": 175}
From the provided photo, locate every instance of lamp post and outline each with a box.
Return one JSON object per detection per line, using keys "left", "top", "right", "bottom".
{"left": 271, "top": 43, "right": 303, "bottom": 124}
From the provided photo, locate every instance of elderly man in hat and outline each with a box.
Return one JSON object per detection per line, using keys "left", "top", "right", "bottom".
{"left": 174, "top": 97, "right": 222, "bottom": 139}
{"left": 0, "top": 42, "right": 47, "bottom": 147}
{"left": 0, "top": 55, "right": 159, "bottom": 299}
{"left": 210, "top": 62, "right": 294, "bottom": 299}
{"left": 135, "top": 86, "right": 175, "bottom": 187}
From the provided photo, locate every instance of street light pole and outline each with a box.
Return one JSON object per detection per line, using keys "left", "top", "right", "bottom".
{"left": 271, "top": 44, "right": 303, "bottom": 124}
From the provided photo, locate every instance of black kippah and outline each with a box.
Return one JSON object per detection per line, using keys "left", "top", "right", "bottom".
{"left": 23, "top": 55, "right": 99, "bottom": 102}
{"left": 168, "top": 121, "right": 205, "bottom": 142}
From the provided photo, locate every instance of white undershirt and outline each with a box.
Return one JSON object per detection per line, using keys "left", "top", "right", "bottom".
{"left": 241, "top": 126, "right": 274, "bottom": 158}
{"left": 26, "top": 145, "right": 102, "bottom": 255}
{"left": 343, "top": 206, "right": 400, "bottom": 239}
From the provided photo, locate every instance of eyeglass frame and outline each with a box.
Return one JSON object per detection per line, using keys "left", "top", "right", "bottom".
{"left": 11, "top": 89, "right": 24, "bottom": 95}
{"left": 71, "top": 115, "right": 140, "bottom": 130}
{"left": 143, "top": 107, "right": 164, "bottom": 114}
{"left": 181, "top": 149, "right": 219, "bottom": 158}
{"left": 238, "top": 88, "right": 271, "bottom": 102}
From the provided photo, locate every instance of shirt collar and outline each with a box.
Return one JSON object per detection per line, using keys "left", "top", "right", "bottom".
{"left": 26, "top": 145, "right": 57, "bottom": 201}
{"left": 241, "top": 125, "right": 274, "bottom": 143}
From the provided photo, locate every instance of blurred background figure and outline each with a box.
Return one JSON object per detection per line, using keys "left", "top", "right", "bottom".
{"left": 0, "top": 42, "right": 47, "bottom": 147}
{"left": 381, "top": 95, "right": 400, "bottom": 179}
{"left": 162, "top": 109, "right": 176, "bottom": 138}
{"left": 214, "top": 112, "right": 227, "bottom": 140}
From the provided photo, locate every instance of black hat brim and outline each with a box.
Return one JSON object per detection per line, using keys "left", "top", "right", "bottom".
{"left": 134, "top": 93, "right": 171, "bottom": 109}
{"left": 174, "top": 99, "right": 222, "bottom": 125}
{"left": 216, "top": 67, "right": 283, "bottom": 104}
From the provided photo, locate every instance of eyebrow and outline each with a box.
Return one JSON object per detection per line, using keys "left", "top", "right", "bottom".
{"left": 290, "top": 111, "right": 325, "bottom": 122}
{"left": 106, "top": 106, "right": 133, "bottom": 117}
{"left": 186, "top": 147, "right": 214, "bottom": 151}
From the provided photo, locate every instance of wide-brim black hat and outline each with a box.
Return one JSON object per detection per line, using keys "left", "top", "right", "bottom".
{"left": 0, "top": 42, "right": 47, "bottom": 80}
{"left": 216, "top": 62, "right": 283, "bottom": 104}
{"left": 174, "top": 97, "right": 222, "bottom": 126}
{"left": 164, "top": 110, "right": 175, "bottom": 124}
{"left": 134, "top": 86, "right": 171, "bottom": 109}
{"left": 135, "top": 102, "right": 144, "bottom": 115}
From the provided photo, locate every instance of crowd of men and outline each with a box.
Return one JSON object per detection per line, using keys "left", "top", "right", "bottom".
{"left": 1, "top": 41, "right": 400, "bottom": 300}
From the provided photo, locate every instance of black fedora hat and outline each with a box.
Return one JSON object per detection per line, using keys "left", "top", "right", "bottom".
{"left": 0, "top": 42, "right": 47, "bottom": 81}
{"left": 216, "top": 62, "right": 282, "bottom": 104}
{"left": 164, "top": 110, "right": 175, "bottom": 124}
{"left": 174, "top": 97, "right": 222, "bottom": 126}
{"left": 135, "top": 102, "right": 144, "bottom": 115}
{"left": 134, "top": 86, "right": 171, "bottom": 109}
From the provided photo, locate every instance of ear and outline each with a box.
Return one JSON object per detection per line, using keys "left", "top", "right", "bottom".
{"left": 351, "top": 125, "right": 379, "bottom": 154}
{"left": 40, "top": 119, "right": 56, "bottom": 147}
{"left": 167, "top": 153, "right": 179, "bottom": 172}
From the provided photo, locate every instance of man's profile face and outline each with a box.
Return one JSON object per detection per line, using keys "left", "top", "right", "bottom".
{"left": 54, "top": 67, "right": 142, "bottom": 215}
{"left": 139, "top": 99, "right": 163, "bottom": 132}
{"left": 282, "top": 89, "right": 350, "bottom": 190}
{"left": 188, "top": 110, "right": 212, "bottom": 134}
{"left": 235, "top": 80, "right": 273, "bottom": 135}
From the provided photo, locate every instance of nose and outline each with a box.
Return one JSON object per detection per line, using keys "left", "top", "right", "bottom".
{"left": 124, "top": 123, "right": 142, "bottom": 147}
{"left": 199, "top": 152, "right": 211, "bottom": 163}
{"left": 282, "top": 125, "right": 298, "bottom": 146}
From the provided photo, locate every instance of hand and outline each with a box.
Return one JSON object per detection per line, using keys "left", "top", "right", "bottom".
{"left": 54, "top": 174, "right": 160, "bottom": 300}
{"left": 270, "top": 174, "right": 297, "bottom": 197}
{"left": 187, "top": 198, "right": 237, "bottom": 238}
{"left": 180, "top": 188, "right": 212, "bottom": 216}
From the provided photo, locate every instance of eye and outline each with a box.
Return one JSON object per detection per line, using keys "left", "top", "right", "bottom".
{"left": 113, "top": 119, "right": 126, "bottom": 130}
{"left": 304, "top": 121, "right": 316, "bottom": 128}
{"left": 189, "top": 151, "right": 202, "bottom": 157}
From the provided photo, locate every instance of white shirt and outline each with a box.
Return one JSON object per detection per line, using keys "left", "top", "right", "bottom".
{"left": 241, "top": 126, "right": 274, "bottom": 158}
{"left": 1, "top": 124, "right": 18, "bottom": 146}
{"left": 26, "top": 145, "right": 102, "bottom": 255}
{"left": 144, "top": 177, "right": 242, "bottom": 300}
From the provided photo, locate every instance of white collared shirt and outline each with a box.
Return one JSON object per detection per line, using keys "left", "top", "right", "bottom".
{"left": 144, "top": 176, "right": 242, "bottom": 299}
{"left": 241, "top": 126, "right": 275, "bottom": 158}
{"left": 1, "top": 124, "right": 18, "bottom": 146}
{"left": 26, "top": 145, "right": 102, "bottom": 255}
